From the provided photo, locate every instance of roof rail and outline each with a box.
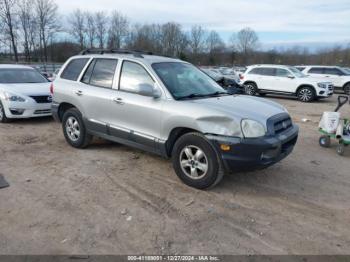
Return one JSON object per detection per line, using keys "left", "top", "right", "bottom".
{"left": 79, "top": 49, "right": 154, "bottom": 58}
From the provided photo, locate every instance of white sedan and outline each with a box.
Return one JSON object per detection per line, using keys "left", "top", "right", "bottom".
{"left": 0, "top": 65, "right": 52, "bottom": 123}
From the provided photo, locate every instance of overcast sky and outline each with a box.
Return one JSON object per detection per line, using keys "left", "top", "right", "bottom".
{"left": 59, "top": 0, "right": 350, "bottom": 49}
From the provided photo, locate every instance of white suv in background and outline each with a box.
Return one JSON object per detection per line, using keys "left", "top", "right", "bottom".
{"left": 296, "top": 66, "right": 350, "bottom": 94}
{"left": 239, "top": 65, "right": 334, "bottom": 102}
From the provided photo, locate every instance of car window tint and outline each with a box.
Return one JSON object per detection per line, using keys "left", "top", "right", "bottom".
{"left": 61, "top": 58, "right": 89, "bottom": 81}
{"left": 308, "top": 67, "right": 323, "bottom": 74}
{"left": 275, "top": 68, "right": 290, "bottom": 77}
{"left": 248, "top": 68, "right": 261, "bottom": 75}
{"left": 260, "top": 67, "right": 275, "bottom": 76}
{"left": 324, "top": 68, "right": 342, "bottom": 75}
{"left": 81, "top": 60, "right": 96, "bottom": 84}
{"left": 88, "top": 59, "right": 118, "bottom": 88}
{"left": 119, "top": 61, "right": 154, "bottom": 94}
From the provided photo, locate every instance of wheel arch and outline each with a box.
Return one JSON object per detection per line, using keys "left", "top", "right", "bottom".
{"left": 57, "top": 102, "right": 77, "bottom": 122}
{"left": 165, "top": 127, "right": 201, "bottom": 157}
{"left": 296, "top": 84, "right": 316, "bottom": 95}
{"left": 342, "top": 82, "right": 350, "bottom": 90}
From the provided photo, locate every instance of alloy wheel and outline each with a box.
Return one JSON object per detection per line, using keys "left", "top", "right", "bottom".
{"left": 65, "top": 116, "right": 80, "bottom": 142}
{"left": 245, "top": 84, "right": 256, "bottom": 96}
{"left": 298, "top": 88, "right": 312, "bottom": 102}
{"left": 180, "top": 145, "right": 208, "bottom": 179}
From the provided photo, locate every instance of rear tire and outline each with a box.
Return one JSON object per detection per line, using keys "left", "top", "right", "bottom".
{"left": 319, "top": 135, "right": 331, "bottom": 148}
{"left": 0, "top": 101, "right": 10, "bottom": 123}
{"left": 244, "top": 83, "right": 257, "bottom": 96}
{"left": 62, "top": 108, "right": 92, "bottom": 148}
{"left": 297, "top": 87, "right": 315, "bottom": 102}
{"left": 172, "top": 132, "right": 224, "bottom": 189}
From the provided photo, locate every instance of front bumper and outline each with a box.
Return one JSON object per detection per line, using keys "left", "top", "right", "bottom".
{"left": 207, "top": 124, "right": 299, "bottom": 172}
{"left": 317, "top": 87, "right": 333, "bottom": 98}
{"left": 3, "top": 100, "right": 52, "bottom": 119}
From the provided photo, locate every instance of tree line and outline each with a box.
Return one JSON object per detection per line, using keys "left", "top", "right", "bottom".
{"left": 1, "top": 0, "right": 350, "bottom": 66}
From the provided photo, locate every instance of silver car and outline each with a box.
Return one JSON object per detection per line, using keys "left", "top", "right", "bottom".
{"left": 52, "top": 50, "right": 299, "bottom": 189}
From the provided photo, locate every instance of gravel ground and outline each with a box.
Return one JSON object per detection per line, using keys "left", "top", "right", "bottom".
{"left": 0, "top": 94, "right": 349, "bottom": 255}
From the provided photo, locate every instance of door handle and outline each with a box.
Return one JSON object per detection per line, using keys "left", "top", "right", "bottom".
{"left": 113, "top": 97, "right": 124, "bottom": 105}
{"left": 75, "top": 90, "right": 83, "bottom": 96}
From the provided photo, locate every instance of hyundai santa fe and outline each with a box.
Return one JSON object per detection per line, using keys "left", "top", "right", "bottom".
{"left": 51, "top": 50, "right": 299, "bottom": 189}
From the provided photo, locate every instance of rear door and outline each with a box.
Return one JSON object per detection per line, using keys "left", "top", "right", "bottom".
{"left": 79, "top": 58, "right": 119, "bottom": 133}
{"left": 257, "top": 67, "right": 276, "bottom": 91}
{"left": 272, "top": 68, "right": 296, "bottom": 93}
{"left": 323, "top": 67, "right": 344, "bottom": 87}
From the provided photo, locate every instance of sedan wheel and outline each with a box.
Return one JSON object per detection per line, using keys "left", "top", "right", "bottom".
{"left": 65, "top": 116, "right": 81, "bottom": 142}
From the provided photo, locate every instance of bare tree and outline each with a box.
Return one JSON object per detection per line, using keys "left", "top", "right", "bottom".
{"left": 0, "top": 0, "right": 19, "bottom": 61}
{"left": 94, "top": 11, "right": 108, "bottom": 49}
{"left": 161, "top": 22, "right": 187, "bottom": 57}
{"left": 236, "top": 27, "right": 259, "bottom": 64}
{"left": 206, "top": 30, "right": 225, "bottom": 53}
{"left": 189, "top": 25, "right": 205, "bottom": 55}
{"left": 107, "top": 11, "right": 128, "bottom": 49}
{"left": 68, "top": 9, "right": 86, "bottom": 50}
{"left": 35, "top": 0, "right": 59, "bottom": 62}
{"left": 85, "top": 11, "right": 96, "bottom": 48}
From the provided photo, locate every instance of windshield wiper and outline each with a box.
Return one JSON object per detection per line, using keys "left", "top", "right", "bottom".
{"left": 177, "top": 91, "right": 229, "bottom": 100}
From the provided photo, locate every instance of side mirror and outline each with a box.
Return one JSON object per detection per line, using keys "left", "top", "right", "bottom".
{"left": 137, "top": 83, "right": 161, "bottom": 98}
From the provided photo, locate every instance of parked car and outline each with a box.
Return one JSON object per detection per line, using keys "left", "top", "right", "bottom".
{"left": 52, "top": 50, "right": 298, "bottom": 189}
{"left": 201, "top": 68, "right": 244, "bottom": 94}
{"left": 0, "top": 65, "right": 52, "bottom": 123}
{"left": 239, "top": 64, "right": 334, "bottom": 102}
{"left": 297, "top": 65, "right": 350, "bottom": 94}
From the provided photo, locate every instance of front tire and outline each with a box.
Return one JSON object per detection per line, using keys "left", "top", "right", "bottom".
{"left": 0, "top": 101, "right": 10, "bottom": 123}
{"left": 172, "top": 132, "right": 224, "bottom": 189}
{"left": 297, "top": 87, "right": 315, "bottom": 102}
{"left": 62, "top": 108, "right": 92, "bottom": 148}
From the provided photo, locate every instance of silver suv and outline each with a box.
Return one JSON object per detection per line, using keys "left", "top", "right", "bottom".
{"left": 52, "top": 49, "right": 299, "bottom": 189}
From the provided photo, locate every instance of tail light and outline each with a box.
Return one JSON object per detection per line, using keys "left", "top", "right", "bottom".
{"left": 239, "top": 74, "right": 244, "bottom": 80}
{"left": 50, "top": 83, "right": 54, "bottom": 95}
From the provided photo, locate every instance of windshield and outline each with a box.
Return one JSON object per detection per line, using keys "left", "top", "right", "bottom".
{"left": 288, "top": 66, "right": 306, "bottom": 78}
{"left": 152, "top": 62, "right": 227, "bottom": 100}
{"left": 0, "top": 68, "right": 48, "bottom": 84}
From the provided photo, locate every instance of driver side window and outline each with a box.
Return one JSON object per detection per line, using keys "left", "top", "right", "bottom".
{"left": 119, "top": 61, "right": 155, "bottom": 94}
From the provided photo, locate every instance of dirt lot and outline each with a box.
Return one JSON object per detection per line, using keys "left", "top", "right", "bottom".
{"left": 0, "top": 94, "right": 350, "bottom": 255}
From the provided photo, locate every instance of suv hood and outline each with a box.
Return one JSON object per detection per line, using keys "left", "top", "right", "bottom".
{"left": 0, "top": 82, "right": 51, "bottom": 96}
{"left": 191, "top": 95, "right": 286, "bottom": 122}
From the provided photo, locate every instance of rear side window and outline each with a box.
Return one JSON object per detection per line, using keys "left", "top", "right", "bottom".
{"left": 248, "top": 68, "right": 261, "bottom": 75}
{"left": 324, "top": 68, "right": 342, "bottom": 75}
{"left": 61, "top": 58, "right": 89, "bottom": 81}
{"left": 82, "top": 59, "right": 118, "bottom": 88}
{"left": 308, "top": 67, "right": 323, "bottom": 74}
{"left": 119, "top": 61, "right": 154, "bottom": 94}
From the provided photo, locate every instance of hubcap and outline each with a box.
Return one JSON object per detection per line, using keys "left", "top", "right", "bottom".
{"left": 299, "top": 89, "right": 312, "bottom": 101}
{"left": 245, "top": 84, "right": 255, "bottom": 96}
{"left": 65, "top": 116, "right": 80, "bottom": 142}
{"left": 179, "top": 145, "right": 208, "bottom": 180}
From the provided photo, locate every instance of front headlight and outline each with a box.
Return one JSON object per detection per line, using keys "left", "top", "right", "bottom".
{"left": 317, "top": 83, "right": 326, "bottom": 89}
{"left": 241, "top": 119, "right": 266, "bottom": 138}
{"left": 4, "top": 92, "right": 26, "bottom": 102}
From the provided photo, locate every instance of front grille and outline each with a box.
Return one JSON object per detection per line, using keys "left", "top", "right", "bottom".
{"left": 267, "top": 113, "right": 293, "bottom": 135}
{"left": 34, "top": 109, "right": 51, "bottom": 115}
{"left": 30, "top": 95, "right": 52, "bottom": 104}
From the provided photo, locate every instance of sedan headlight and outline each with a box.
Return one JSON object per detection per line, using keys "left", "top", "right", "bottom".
{"left": 317, "top": 83, "right": 327, "bottom": 89}
{"left": 4, "top": 92, "right": 26, "bottom": 102}
{"left": 241, "top": 119, "right": 266, "bottom": 138}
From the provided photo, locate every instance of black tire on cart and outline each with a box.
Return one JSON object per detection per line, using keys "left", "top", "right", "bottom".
{"left": 319, "top": 135, "right": 331, "bottom": 148}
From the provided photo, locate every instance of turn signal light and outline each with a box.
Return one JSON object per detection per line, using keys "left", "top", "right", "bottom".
{"left": 220, "top": 144, "right": 231, "bottom": 151}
